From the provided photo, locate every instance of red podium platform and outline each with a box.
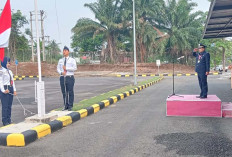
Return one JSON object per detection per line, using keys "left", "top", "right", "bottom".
{"left": 166, "top": 95, "right": 222, "bottom": 117}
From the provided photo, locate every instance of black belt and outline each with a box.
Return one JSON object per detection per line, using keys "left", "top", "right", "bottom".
{"left": 60, "top": 75, "right": 74, "bottom": 77}
{"left": 4, "top": 85, "right": 13, "bottom": 90}
{"left": 4, "top": 85, "right": 12, "bottom": 88}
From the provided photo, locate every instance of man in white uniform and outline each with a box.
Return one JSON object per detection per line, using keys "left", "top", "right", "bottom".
{"left": 57, "top": 46, "right": 77, "bottom": 111}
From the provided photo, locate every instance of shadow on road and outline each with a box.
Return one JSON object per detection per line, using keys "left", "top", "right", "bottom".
{"left": 154, "top": 132, "right": 232, "bottom": 157}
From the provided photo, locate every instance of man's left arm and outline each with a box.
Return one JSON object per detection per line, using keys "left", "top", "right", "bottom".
{"left": 205, "top": 53, "right": 210, "bottom": 75}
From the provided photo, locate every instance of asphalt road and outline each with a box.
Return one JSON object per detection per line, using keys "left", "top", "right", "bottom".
{"left": 1, "top": 75, "right": 232, "bottom": 157}
{"left": 0, "top": 76, "right": 150, "bottom": 127}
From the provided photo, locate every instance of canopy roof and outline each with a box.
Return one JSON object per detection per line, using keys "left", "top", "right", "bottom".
{"left": 203, "top": 0, "right": 232, "bottom": 39}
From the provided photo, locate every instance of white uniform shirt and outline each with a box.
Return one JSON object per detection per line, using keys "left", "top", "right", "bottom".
{"left": 57, "top": 56, "right": 77, "bottom": 76}
{"left": 0, "top": 67, "right": 16, "bottom": 92}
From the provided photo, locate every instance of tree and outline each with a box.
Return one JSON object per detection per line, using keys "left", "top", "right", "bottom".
{"left": 71, "top": 34, "right": 104, "bottom": 52}
{"left": 8, "top": 10, "right": 28, "bottom": 60}
{"left": 201, "top": 38, "right": 232, "bottom": 71}
{"left": 46, "top": 40, "right": 61, "bottom": 63}
{"left": 71, "top": 0, "right": 206, "bottom": 64}
{"left": 71, "top": 0, "right": 128, "bottom": 63}
{"left": 152, "top": 0, "right": 205, "bottom": 61}
{"left": 122, "top": 0, "right": 160, "bottom": 63}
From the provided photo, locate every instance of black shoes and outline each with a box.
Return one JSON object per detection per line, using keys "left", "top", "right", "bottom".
{"left": 62, "top": 106, "right": 68, "bottom": 111}
{"left": 3, "top": 123, "right": 9, "bottom": 126}
{"left": 196, "top": 95, "right": 207, "bottom": 99}
{"left": 62, "top": 106, "right": 72, "bottom": 111}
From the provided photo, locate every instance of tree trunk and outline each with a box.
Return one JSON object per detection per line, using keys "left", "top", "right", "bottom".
{"left": 100, "top": 43, "right": 106, "bottom": 63}
{"left": 136, "top": 39, "right": 139, "bottom": 63}
{"left": 12, "top": 40, "right": 16, "bottom": 61}
{"left": 138, "top": 36, "right": 146, "bottom": 63}
{"left": 107, "top": 35, "right": 115, "bottom": 63}
{"left": 214, "top": 51, "right": 217, "bottom": 70}
{"left": 141, "top": 43, "right": 146, "bottom": 63}
{"left": 222, "top": 47, "right": 225, "bottom": 71}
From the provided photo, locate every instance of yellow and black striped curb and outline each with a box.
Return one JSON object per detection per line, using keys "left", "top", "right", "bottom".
{"left": 0, "top": 77, "right": 163, "bottom": 147}
{"left": 13, "top": 77, "right": 24, "bottom": 81}
{"left": 116, "top": 72, "right": 222, "bottom": 77}
{"left": 13, "top": 76, "right": 45, "bottom": 80}
{"left": 14, "top": 76, "right": 40, "bottom": 78}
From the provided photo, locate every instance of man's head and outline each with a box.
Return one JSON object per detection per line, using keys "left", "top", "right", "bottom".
{"left": 63, "top": 46, "right": 70, "bottom": 57}
{"left": 198, "top": 43, "right": 206, "bottom": 53}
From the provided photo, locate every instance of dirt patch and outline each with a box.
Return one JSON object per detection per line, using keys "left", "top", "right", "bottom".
{"left": 9, "top": 62, "right": 195, "bottom": 77}
{"left": 78, "top": 63, "right": 195, "bottom": 74}
{"left": 10, "top": 62, "right": 57, "bottom": 76}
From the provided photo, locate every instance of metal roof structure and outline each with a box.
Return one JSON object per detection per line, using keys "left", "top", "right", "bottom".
{"left": 203, "top": 0, "right": 232, "bottom": 39}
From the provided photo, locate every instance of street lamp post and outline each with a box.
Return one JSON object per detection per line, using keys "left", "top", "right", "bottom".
{"left": 34, "top": 0, "right": 45, "bottom": 117}
{"left": 133, "top": 0, "right": 137, "bottom": 85}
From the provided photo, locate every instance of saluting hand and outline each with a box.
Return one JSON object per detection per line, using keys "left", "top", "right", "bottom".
{"left": 193, "top": 48, "right": 198, "bottom": 52}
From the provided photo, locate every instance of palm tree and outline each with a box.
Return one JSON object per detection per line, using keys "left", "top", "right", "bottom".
{"left": 151, "top": 0, "right": 205, "bottom": 59}
{"left": 121, "top": 0, "right": 162, "bottom": 63}
{"left": 72, "top": 0, "right": 127, "bottom": 63}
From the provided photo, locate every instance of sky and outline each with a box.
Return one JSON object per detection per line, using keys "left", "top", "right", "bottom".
{"left": 0, "top": 0, "right": 211, "bottom": 50}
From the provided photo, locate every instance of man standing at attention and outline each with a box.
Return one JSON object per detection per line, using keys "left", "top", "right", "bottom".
{"left": 57, "top": 46, "right": 77, "bottom": 111}
{"left": 193, "top": 44, "right": 210, "bottom": 99}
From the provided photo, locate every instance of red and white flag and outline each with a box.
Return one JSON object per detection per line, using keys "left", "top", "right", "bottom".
{"left": 0, "top": 0, "right": 11, "bottom": 62}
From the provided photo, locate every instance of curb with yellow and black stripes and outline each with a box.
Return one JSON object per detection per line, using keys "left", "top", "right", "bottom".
{"left": 0, "top": 77, "right": 163, "bottom": 147}
{"left": 117, "top": 72, "right": 222, "bottom": 77}
{"left": 13, "top": 77, "right": 24, "bottom": 81}
{"left": 13, "top": 76, "right": 45, "bottom": 81}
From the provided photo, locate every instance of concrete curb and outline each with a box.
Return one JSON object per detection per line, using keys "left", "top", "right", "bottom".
{"left": 14, "top": 76, "right": 45, "bottom": 79}
{"left": 14, "top": 75, "right": 38, "bottom": 78}
{"left": 116, "top": 72, "right": 222, "bottom": 77}
{"left": 13, "top": 77, "right": 24, "bottom": 81}
{"left": 13, "top": 76, "right": 46, "bottom": 81}
{"left": 0, "top": 77, "right": 164, "bottom": 147}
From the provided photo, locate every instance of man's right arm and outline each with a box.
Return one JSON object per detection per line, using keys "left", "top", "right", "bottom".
{"left": 57, "top": 59, "right": 62, "bottom": 75}
{"left": 193, "top": 48, "right": 198, "bottom": 57}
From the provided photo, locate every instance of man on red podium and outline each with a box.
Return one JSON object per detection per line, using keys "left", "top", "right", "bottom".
{"left": 193, "top": 44, "right": 210, "bottom": 99}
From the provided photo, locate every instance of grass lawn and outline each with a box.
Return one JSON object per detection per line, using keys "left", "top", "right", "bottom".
{"left": 70, "top": 76, "right": 161, "bottom": 111}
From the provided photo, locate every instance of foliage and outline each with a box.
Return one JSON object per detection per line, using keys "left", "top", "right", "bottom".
{"left": 71, "top": 0, "right": 211, "bottom": 64}
{"left": 201, "top": 38, "right": 232, "bottom": 69}
{"left": 71, "top": 0, "right": 127, "bottom": 63}
{"left": 152, "top": 0, "right": 205, "bottom": 58}
{"left": 71, "top": 33, "right": 104, "bottom": 52}
{"left": 8, "top": 10, "right": 29, "bottom": 61}
{"left": 46, "top": 40, "right": 62, "bottom": 64}
{"left": 3, "top": 0, "right": 231, "bottom": 66}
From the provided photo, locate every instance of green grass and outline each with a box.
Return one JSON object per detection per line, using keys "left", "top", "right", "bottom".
{"left": 57, "top": 76, "right": 161, "bottom": 111}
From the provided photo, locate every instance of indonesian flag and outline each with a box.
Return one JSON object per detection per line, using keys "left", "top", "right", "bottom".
{"left": 0, "top": 0, "right": 11, "bottom": 62}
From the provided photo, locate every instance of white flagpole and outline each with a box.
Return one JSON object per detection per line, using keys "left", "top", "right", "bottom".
{"left": 34, "top": 0, "right": 45, "bottom": 117}
{"left": 133, "top": 0, "right": 137, "bottom": 85}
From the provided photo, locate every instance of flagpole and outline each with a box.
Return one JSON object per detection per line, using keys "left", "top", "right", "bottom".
{"left": 133, "top": 0, "right": 137, "bottom": 85}
{"left": 34, "top": 0, "right": 45, "bottom": 117}
{"left": 34, "top": 0, "right": 41, "bottom": 82}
